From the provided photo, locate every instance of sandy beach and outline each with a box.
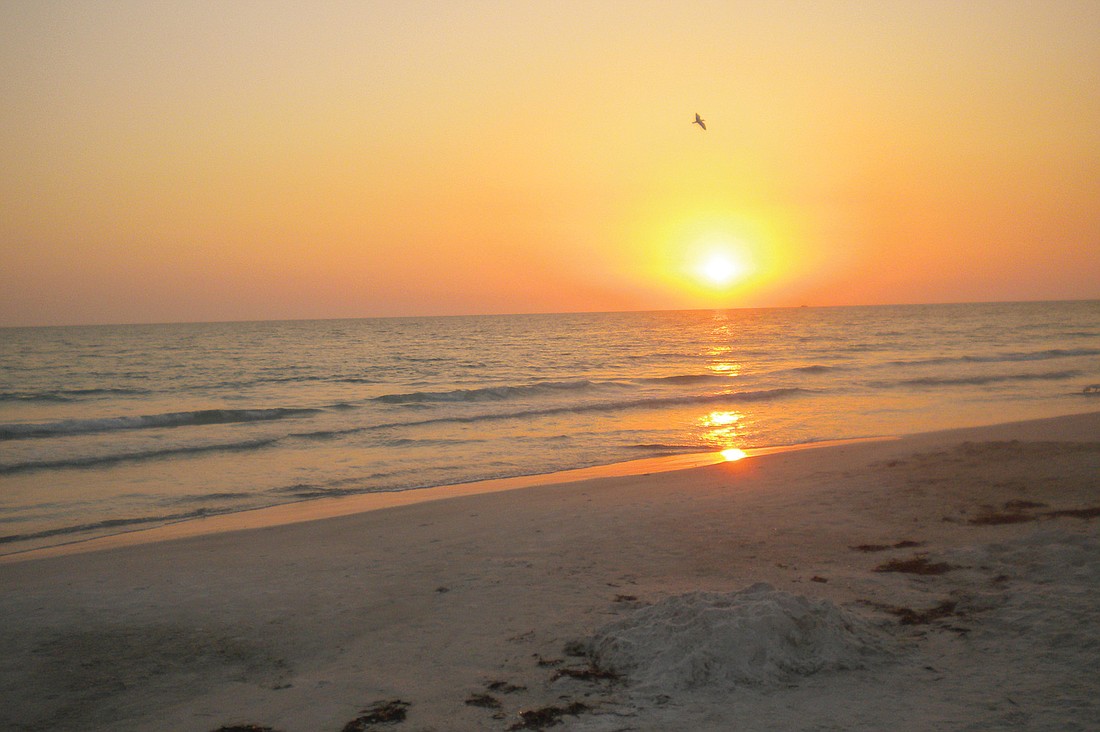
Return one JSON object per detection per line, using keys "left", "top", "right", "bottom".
{"left": 2, "top": 411, "right": 1098, "bottom": 732}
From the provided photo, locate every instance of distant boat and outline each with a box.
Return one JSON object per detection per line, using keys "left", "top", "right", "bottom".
{"left": 1085, "top": 384, "right": 1100, "bottom": 395}
{"left": 693, "top": 113, "right": 706, "bottom": 130}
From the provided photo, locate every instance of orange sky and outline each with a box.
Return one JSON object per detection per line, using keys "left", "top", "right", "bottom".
{"left": 2, "top": 1, "right": 1098, "bottom": 326}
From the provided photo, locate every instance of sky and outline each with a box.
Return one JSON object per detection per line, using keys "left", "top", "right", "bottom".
{"left": 1, "top": 0, "right": 1098, "bottom": 326}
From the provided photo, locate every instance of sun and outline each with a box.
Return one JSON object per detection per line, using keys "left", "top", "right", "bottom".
{"left": 694, "top": 248, "right": 748, "bottom": 288}
{"left": 633, "top": 212, "right": 769, "bottom": 302}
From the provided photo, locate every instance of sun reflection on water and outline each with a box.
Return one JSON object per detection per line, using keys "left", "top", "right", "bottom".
{"left": 706, "top": 411, "right": 740, "bottom": 426}
{"left": 705, "top": 343, "right": 742, "bottom": 377}
{"left": 699, "top": 410, "right": 750, "bottom": 461}
{"left": 709, "top": 361, "right": 742, "bottom": 375}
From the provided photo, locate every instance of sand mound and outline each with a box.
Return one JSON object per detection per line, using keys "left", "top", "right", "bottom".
{"left": 588, "top": 583, "right": 896, "bottom": 690}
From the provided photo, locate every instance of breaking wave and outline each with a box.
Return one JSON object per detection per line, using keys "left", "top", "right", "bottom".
{"left": 0, "top": 407, "right": 319, "bottom": 440}
{"left": 0, "top": 437, "right": 282, "bottom": 475}
{"left": 888, "top": 348, "right": 1100, "bottom": 367}
{"left": 0, "top": 507, "right": 238, "bottom": 547}
{"left": 0, "top": 387, "right": 150, "bottom": 403}
{"left": 298, "top": 387, "right": 814, "bottom": 440}
{"left": 635, "top": 374, "right": 736, "bottom": 386}
{"left": 889, "top": 370, "right": 1081, "bottom": 388}
{"left": 788, "top": 364, "right": 837, "bottom": 374}
{"left": 375, "top": 379, "right": 624, "bottom": 404}
{"left": 375, "top": 374, "right": 754, "bottom": 405}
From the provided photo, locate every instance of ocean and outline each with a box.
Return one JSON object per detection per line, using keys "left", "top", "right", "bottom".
{"left": 2, "top": 301, "right": 1098, "bottom": 556}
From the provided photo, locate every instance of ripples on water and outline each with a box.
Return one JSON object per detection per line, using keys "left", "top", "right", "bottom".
{"left": 1, "top": 301, "right": 1098, "bottom": 553}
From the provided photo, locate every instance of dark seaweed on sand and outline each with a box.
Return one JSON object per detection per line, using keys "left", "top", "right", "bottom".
{"left": 487, "top": 680, "right": 527, "bottom": 693}
{"left": 341, "top": 699, "right": 410, "bottom": 731}
{"left": 874, "top": 556, "right": 954, "bottom": 575}
{"left": 968, "top": 511, "right": 1036, "bottom": 526}
{"left": 887, "top": 600, "right": 960, "bottom": 625}
{"left": 1004, "top": 500, "right": 1048, "bottom": 510}
{"left": 968, "top": 501, "right": 1100, "bottom": 525}
{"left": 852, "top": 540, "right": 924, "bottom": 552}
{"left": 969, "top": 500, "right": 1041, "bottom": 525}
{"left": 509, "top": 702, "right": 589, "bottom": 730}
{"left": 465, "top": 693, "right": 502, "bottom": 709}
{"left": 1046, "top": 506, "right": 1100, "bottom": 519}
{"left": 551, "top": 664, "right": 620, "bottom": 683}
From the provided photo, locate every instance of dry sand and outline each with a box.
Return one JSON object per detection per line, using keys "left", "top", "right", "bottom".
{"left": 1, "top": 411, "right": 1098, "bottom": 731}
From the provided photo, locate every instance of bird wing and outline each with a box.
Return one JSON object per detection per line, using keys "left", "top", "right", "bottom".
{"left": 699, "top": 120, "right": 706, "bottom": 130}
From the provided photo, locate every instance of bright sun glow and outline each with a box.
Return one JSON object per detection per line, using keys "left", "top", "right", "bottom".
{"left": 721, "top": 448, "right": 747, "bottom": 461}
{"left": 687, "top": 234, "right": 755, "bottom": 292}
{"left": 697, "top": 251, "right": 744, "bottom": 286}
{"left": 707, "top": 411, "right": 741, "bottom": 426}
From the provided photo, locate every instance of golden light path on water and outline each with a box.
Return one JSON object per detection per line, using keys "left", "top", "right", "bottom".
{"left": 699, "top": 409, "right": 748, "bottom": 460}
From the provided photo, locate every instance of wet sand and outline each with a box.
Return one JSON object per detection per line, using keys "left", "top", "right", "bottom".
{"left": 2, "top": 411, "right": 1098, "bottom": 731}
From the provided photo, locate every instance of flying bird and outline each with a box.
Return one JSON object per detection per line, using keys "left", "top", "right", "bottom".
{"left": 693, "top": 113, "right": 706, "bottom": 130}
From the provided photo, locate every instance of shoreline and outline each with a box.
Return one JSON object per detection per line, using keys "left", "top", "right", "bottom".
{"left": 9, "top": 405, "right": 1098, "bottom": 564}
{"left": 2, "top": 410, "right": 1098, "bottom": 731}
{"left": 0, "top": 435, "right": 897, "bottom": 564}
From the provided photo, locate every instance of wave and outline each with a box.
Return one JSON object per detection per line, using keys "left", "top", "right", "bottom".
{"left": 0, "top": 407, "right": 321, "bottom": 440}
{"left": 889, "top": 370, "right": 1081, "bottom": 388}
{"left": 646, "top": 365, "right": 836, "bottom": 381}
{"left": 375, "top": 379, "right": 622, "bottom": 404}
{"left": 295, "top": 387, "right": 814, "bottom": 441}
{"left": 427, "top": 386, "right": 810, "bottom": 425}
{"left": 627, "top": 442, "right": 705, "bottom": 454}
{"left": 635, "top": 374, "right": 734, "bottom": 386}
{"left": 376, "top": 373, "right": 761, "bottom": 405}
{"left": 614, "top": 387, "right": 810, "bottom": 411}
{"left": 792, "top": 364, "right": 837, "bottom": 373}
{"left": 888, "top": 348, "right": 1100, "bottom": 368}
{"left": 224, "top": 374, "right": 381, "bottom": 388}
{"left": 174, "top": 491, "right": 253, "bottom": 502}
{"left": 0, "top": 437, "right": 281, "bottom": 475}
{"left": 774, "top": 364, "right": 839, "bottom": 375}
{"left": 0, "top": 387, "right": 150, "bottom": 403}
{"left": 0, "top": 506, "right": 236, "bottom": 546}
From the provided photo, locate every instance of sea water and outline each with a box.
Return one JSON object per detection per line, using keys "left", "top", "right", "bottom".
{"left": 2, "top": 301, "right": 1098, "bottom": 555}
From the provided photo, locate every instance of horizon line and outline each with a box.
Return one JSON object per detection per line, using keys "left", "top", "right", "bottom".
{"left": 2, "top": 296, "right": 1097, "bottom": 330}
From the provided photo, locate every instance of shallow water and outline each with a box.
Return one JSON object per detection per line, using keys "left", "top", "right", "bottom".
{"left": 2, "top": 301, "right": 1098, "bottom": 553}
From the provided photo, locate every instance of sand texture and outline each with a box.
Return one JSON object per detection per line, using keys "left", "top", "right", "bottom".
{"left": 2, "top": 411, "right": 1099, "bottom": 731}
